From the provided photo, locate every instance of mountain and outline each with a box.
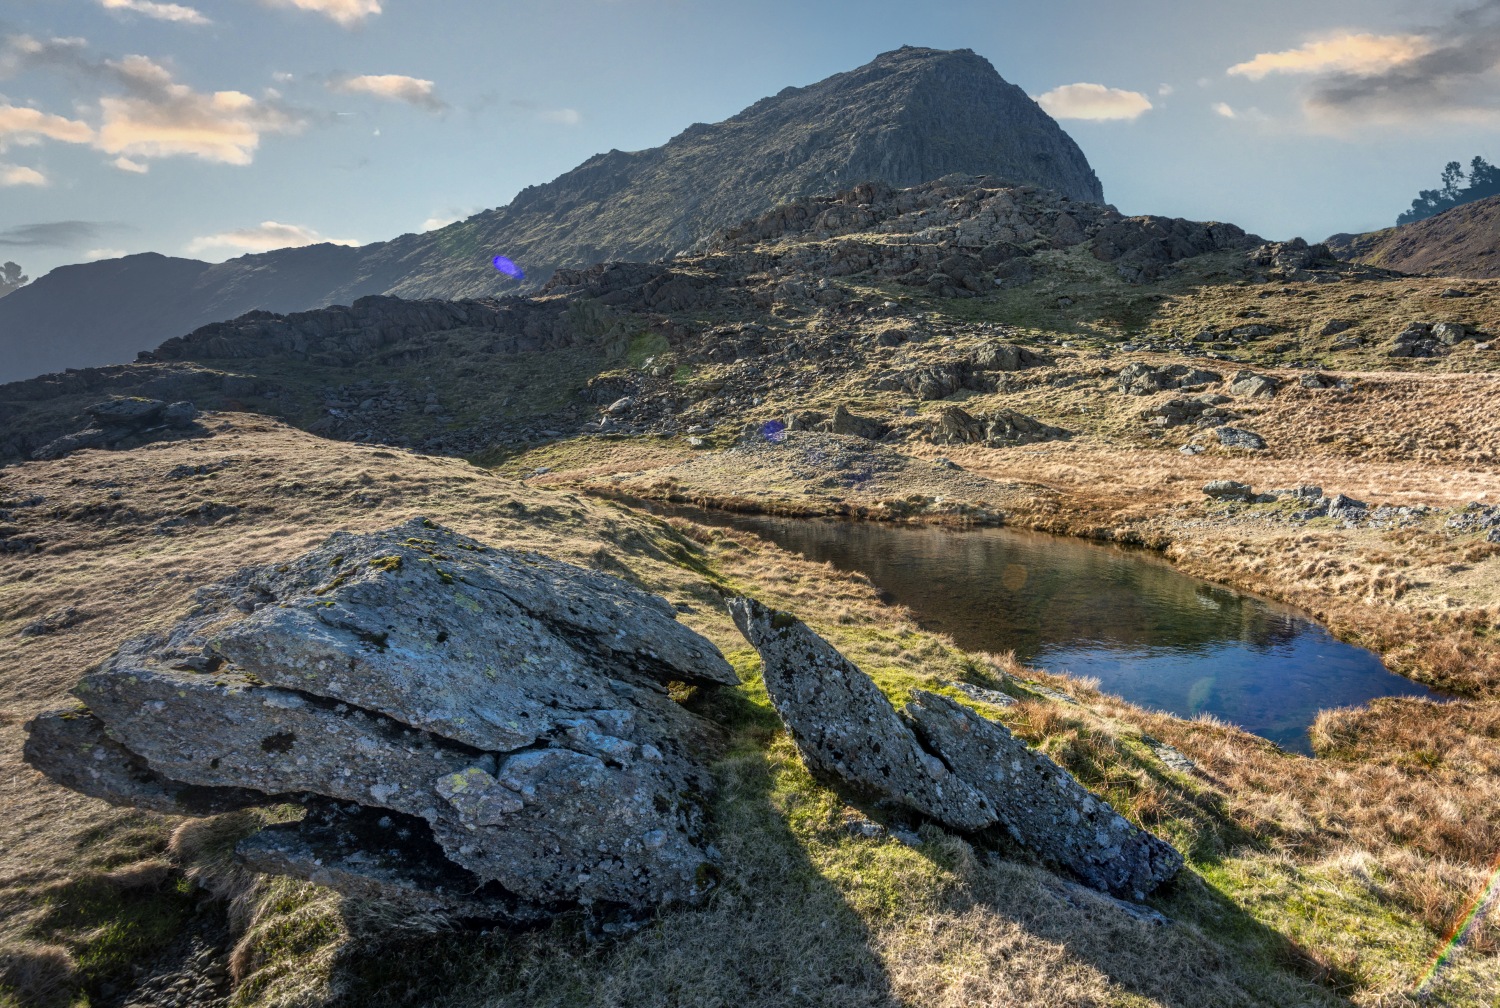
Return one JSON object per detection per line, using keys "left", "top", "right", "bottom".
{"left": 1327, "top": 194, "right": 1500, "bottom": 279}
{"left": 0, "top": 46, "right": 1103, "bottom": 383}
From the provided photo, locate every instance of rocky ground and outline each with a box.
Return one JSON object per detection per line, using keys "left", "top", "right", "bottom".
{"left": 2, "top": 177, "right": 1499, "bottom": 1007}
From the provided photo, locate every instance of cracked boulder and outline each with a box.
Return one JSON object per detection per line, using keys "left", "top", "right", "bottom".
{"left": 728, "top": 597, "right": 1182, "bottom": 899}
{"left": 25, "top": 518, "right": 737, "bottom": 919}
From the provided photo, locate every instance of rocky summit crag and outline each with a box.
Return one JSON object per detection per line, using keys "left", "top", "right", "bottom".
{"left": 0, "top": 46, "right": 1103, "bottom": 382}
{"left": 25, "top": 518, "right": 738, "bottom": 919}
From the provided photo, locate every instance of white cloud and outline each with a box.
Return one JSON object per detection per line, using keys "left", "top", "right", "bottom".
{"left": 1212, "top": 102, "right": 1238, "bottom": 119}
{"left": 93, "top": 55, "right": 305, "bottom": 165}
{"left": 330, "top": 74, "right": 444, "bottom": 110}
{"left": 1229, "top": 33, "right": 1434, "bottom": 80}
{"left": 262, "top": 0, "right": 381, "bottom": 26}
{"left": 1157, "top": 83, "right": 1174, "bottom": 97}
{"left": 421, "top": 207, "right": 479, "bottom": 231}
{"left": 84, "top": 248, "right": 127, "bottom": 259}
{"left": 0, "top": 163, "right": 46, "bottom": 185}
{"left": 1, "top": 40, "right": 306, "bottom": 166}
{"left": 1035, "top": 82, "right": 1153, "bottom": 121}
{"left": 98, "top": 0, "right": 211, "bottom": 25}
{"left": 0, "top": 105, "right": 96, "bottom": 147}
{"left": 111, "top": 155, "right": 148, "bottom": 172}
{"left": 187, "top": 220, "right": 360, "bottom": 255}
{"left": 538, "top": 107, "right": 580, "bottom": 125}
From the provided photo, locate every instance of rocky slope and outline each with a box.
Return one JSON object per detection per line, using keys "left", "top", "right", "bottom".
{"left": 0, "top": 46, "right": 1103, "bottom": 383}
{"left": 1327, "top": 193, "right": 1500, "bottom": 278}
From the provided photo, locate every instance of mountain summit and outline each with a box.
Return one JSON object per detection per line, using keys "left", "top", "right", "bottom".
{"left": 0, "top": 47, "right": 1103, "bottom": 382}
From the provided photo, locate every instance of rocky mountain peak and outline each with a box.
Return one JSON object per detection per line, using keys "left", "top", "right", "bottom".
{"left": 0, "top": 48, "right": 1104, "bottom": 382}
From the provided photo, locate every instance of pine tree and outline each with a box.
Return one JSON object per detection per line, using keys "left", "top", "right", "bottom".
{"left": 0, "top": 261, "right": 27, "bottom": 298}
{"left": 1396, "top": 155, "right": 1500, "bottom": 225}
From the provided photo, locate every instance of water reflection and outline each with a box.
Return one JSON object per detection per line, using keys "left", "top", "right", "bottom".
{"left": 655, "top": 506, "right": 1439, "bottom": 754}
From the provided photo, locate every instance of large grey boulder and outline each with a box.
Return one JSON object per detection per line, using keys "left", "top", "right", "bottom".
{"left": 727, "top": 597, "right": 997, "bottom": 832}
{"left": 27, "top": 519, "right": 736, "bottom": 917}
{"left": 728, "top": 598, "right": 1181, "bottom": 899}
{"left": 905, "top": 692, "right": 1183, "bottom": 900}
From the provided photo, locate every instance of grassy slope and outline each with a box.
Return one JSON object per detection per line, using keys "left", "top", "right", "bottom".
{"left": 2, "top": 417, "right": 1493, "bottom": 1006}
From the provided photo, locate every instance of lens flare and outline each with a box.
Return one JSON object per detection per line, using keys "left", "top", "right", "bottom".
{"left": 1415, "top": 850, "right": 1500, "bottom": 993}
{"left": 491, "top": 255, "right": 524, "bottom": 280}
{"left": 760, "top": 420, "right": 787, "bottom": 443}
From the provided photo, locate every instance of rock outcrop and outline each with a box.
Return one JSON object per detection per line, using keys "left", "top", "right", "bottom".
{"left": 26, "top": 519, "right": 738, "bottom": 918}
{"left": 32, "top": 396, "right": 201, "bottom": 460}
{"left": 728, "top": 597, "right": 1182, "bottom": 899}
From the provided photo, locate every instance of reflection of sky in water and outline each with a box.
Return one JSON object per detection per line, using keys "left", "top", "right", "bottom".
{"left": 656, "top": 506, "right": 1440, "bottom": 754}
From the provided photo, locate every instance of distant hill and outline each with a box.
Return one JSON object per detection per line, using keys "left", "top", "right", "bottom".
{"left": 0, "top": 46, "right": 1104, "bottom": 383}
{"left": 1327, "top": 194, "right": 1500, "bottom": 279}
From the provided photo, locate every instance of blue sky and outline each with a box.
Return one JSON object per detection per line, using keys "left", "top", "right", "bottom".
{"left": 1, "top": 0, "right": 1494, "bottom": 278}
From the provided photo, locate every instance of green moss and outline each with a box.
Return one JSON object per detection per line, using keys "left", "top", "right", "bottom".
{"left": 368, "top": 555, "right": 403, "bottom": 572}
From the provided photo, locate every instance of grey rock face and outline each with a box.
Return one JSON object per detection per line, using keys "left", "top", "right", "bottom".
{"left": 925, "top": 405, "right": 1069, "bottom": 447}
{"left": 27, "top": 519, "right": 736, "bottom": 916}
{"left": 727, "top": 597, "right": 997, "bottom": 832}
{"left": 1215, "top": 426, "right": 1267, "bottom": 451}
{"left": 1226, "top": 370, "right": 1281, "bottom": 398}
{"left": 728, "top": 598, "right": 1181, "bottom": 899}
{"left": 905, "top": 692, "right": 1183, "bottom": 900}
{"left": 32, "top": 396, "right": 202, "bottom": 460}
{"left": 1202, "top": 480, "right": 1254, "bottom": 501}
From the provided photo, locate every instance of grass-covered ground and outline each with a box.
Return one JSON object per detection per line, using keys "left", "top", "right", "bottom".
{"left": 0, "top": 415, "right": 1496, "bottom": 1007}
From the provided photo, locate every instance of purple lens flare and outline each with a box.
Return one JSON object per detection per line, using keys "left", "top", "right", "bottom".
{"left": 492, "top": 255, "right": 524, "bottom": 280}
{"left": 760, "top": 420, "right": 787, "bottom": 443}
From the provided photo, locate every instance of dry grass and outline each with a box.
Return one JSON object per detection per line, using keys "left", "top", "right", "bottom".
{"left": 3, "top": 413, "right": 1498, "bottom": 1006}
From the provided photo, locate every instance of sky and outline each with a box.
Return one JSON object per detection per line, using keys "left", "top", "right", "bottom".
{"left": 1, "top": 0, "right": 1497, "bottom": 280}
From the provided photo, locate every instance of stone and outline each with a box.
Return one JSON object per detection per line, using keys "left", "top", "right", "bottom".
{"left": 970, "top": 342, "right": 1047, "bottom": 372}
{"left": 86, "top": 397, "right": 166, "bottom": 426}
{"left": 827, "top": 404, "right": 888, "bottom": 440}
{"left": 904, "top": 691, "right": 1183, "bottom": 899}
{"left": 1226, "top": 370, "right": 1280, "bottom": 398}
{"left": 728, "top": 599, "right": 1182, "bottom": 899}
{"left": 727, "top": 597, "right": 997, "bottom": 831}
{"left": 1215, "top": 427, "right": 1267, "bottom": 450}
{"left": 26, "top": 520, "right": 737, "bottom": 915}
{"left": 1202, "top": 480, "right": 1254, "bottom": 501}
{"left": 236, "top": 801, "right": 549, "bottom": 922}
{"left": 1319, "top": 319, "right": 1355, "bottom": 337}
{"left": 1432, "top": 322, "right": 1472, "bottom": 346}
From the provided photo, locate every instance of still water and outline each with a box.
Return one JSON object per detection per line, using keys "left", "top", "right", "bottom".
{"left": 656, "top": 506, "right": 1440, "bottom": 754}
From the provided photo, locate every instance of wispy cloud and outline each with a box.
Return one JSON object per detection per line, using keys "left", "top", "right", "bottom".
{"left": 262, "top": 0, "right": 381, "bottom": 26}
{"left": 186, "top": 220, "right": 360, "bottom": 255}
{"left": 111, "top": 154, "right": 148, "bottom": 172}
{"left": 1229, "top": 33, "right": 1435, "bottom": 80}
{"left": 0, "top": 104, "right": 96, "bottom": 147}
{"left": 98, "top": 0, "right": 212, "bottom": 26}
{"left": 0, "top": 221, "right": 112, "bottom": 248}
{"left": 84, "top": 248, "right": 127, "bottom": 260}
{"left": 1212, "top": 102, "right": 1238, "bottom": 119}
{"left": 1229, "top": 2, "right": 1500, "bottom": 129}
{"left": 0, "top": 163, "right": 46, "bottom": 186}
{"left": 1, "top": 35, "right": 308, "bottom": 165}
{"left": 1035, "top": 82, "right": 1153, "bottom": 121}
{"left": 508, "top": 99, "right": 582, "bottom": 125}
{"left": 330, "top": 73, "right": 445, "bottom": 110}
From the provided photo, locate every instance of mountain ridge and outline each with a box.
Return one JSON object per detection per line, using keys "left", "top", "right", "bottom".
{"left": 1326, "top": 193, "right": 1500, "bottom": 279}
{"left": 0, "top": 46, "right": 1102, "bottom": 383}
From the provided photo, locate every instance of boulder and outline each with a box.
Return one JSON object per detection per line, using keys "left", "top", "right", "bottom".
{"left": 927, "top": 406, "right": 1069, "bottom": 446}
{"left": 827, "top": 404, "right": 889, "bottom": 440}
{"left": 970, "top": 342, "right": 1048, "bottom": 372}
{"left": 32, "top": 397, "right": 203, "bottom": 460}
{"left": 727, "top": 597, "right": 997, "bottom": 831}
{"left": 1215, "top": 427, "right": 1267, "bottom": 451}
{"left": 1202, "top": 480, "right": 1254, "bottom": 501}
{"left": 26, "top": 519, "right": 737, "bottom": 916}
{"left": 728, "top": 598, "right": 1182, "bottom": 899}
{"left": 1226, "top": 370, "right": 1281, "bottom": 398}
{"left": 905, "top": 692, "right": 1183, "bottom": 900}
{"left": 1319, "top": 319, "right": 1355, "bottom": 337}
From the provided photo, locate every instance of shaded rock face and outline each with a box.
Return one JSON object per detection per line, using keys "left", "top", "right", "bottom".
{"left": 0, "top": 47, "right": 1106, "bottom": 382}
{"left": 727, "top": 597, "right": 1181, "bottom": 899}
{"left": 32, "top": 396, "right": 201, "bottom": 460}
{"left": 925, "top": 405, "right": 1069, "bottom": 447}
{"left": 26, "top": 519, "right": 737, "bottom": 918}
